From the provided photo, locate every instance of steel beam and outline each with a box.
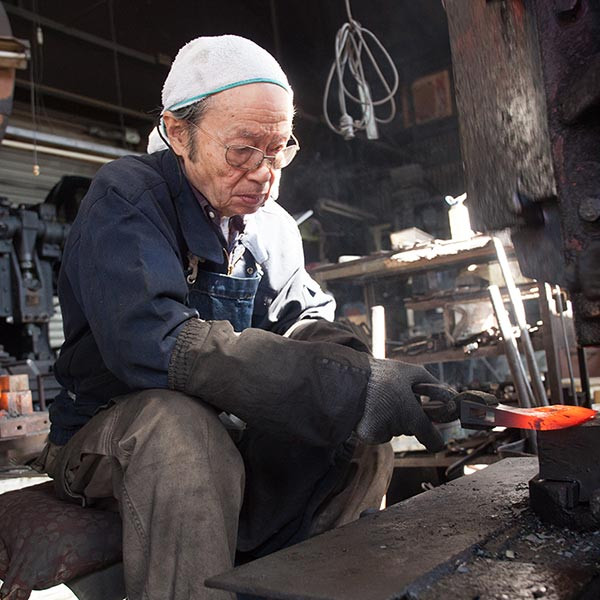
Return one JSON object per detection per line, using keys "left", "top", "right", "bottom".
{"left": 3, "top": 4, "right": 164, "bottom": 67}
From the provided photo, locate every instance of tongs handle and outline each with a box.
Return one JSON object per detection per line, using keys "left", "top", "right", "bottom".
{"left": 415, "top": 384, "right": 499, "bottom": 429}
{"left": 414, "top": 383, "right": 460, "bottom": 423}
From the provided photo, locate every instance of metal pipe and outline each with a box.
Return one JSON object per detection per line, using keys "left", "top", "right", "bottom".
{"left": 481, "top": 356, "right": 503, "bottom": 382}
{"left": 317, "top": 198, "right": 378, "bottom": 222}
{"left": 37, "top": 374, "right": 46, "bottom": 411}
{"left": 555, "top": 285, "right": 577, "bottom": 405}
{"left": 492, "top": 237, "right": 548, "bottom": 406}
{"left": 0, "top": 49, "right": 28, "bottom": 61}
{"left": 488, "top": 285, "right": 532, "bottom": 408}
{"left": 15, "top": 78, "right": 155, "bottom": 122}
{"left": 489, "top": 285, "right": 537, "bottom": 453}
{"left": 371, "top": 305, "right": 386, "bottom": 359}
{"left": 540, "top": 283, "right": 563, "bottom": 404}
{"left": 578, "top": 346, "right": 592, "bottom": 408}
{"left": 294, "top": 210, "right": 314, "bottom": 226}
{"left": 4, "top": 4, "right": 162, "bottom": 67}
{"left": 1, "top": 138, "right": 113, "bottom": 164}
{"left": 5, "top": 125, "right": 138, "bottom": 158}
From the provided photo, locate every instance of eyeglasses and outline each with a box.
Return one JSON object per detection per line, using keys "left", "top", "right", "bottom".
{"left": 195, "top": 126, "right": 300, "bottom": 171}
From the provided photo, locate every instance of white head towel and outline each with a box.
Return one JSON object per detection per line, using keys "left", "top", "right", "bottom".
{"left": 147, "top": 35, "right": 293, "bottom": 153}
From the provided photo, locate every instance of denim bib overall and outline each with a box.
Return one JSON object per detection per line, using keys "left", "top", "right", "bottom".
{"left": 187, "top": 250, "right": 261, "bottom": 333}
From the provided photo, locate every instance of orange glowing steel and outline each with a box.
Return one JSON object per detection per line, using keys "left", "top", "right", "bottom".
{"left": 493, "top": 404, "right": 597, "bottom": 430}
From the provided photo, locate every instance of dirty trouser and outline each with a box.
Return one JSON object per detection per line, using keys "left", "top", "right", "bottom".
{"left": 42, "top": 389, "right": 393, "bottom": 600}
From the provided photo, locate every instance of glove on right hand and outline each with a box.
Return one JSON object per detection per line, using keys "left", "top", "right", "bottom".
{"left": 356, "top": 357, "right": 445, "bottom": 451}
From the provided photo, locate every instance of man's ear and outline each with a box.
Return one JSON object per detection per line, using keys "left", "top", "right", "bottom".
{"left": 162, "top": 113, "right": 189, "bottom": 157}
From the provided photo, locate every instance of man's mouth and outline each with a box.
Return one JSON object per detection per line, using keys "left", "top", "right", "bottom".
{"left": 236, "top": 194, "right": 266, "bottom": 206}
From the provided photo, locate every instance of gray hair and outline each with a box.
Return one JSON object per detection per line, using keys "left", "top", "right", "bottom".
{"left": 169, "top": 96, "right": 212, "bottom": 161}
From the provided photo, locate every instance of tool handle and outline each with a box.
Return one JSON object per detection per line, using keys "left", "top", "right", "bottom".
{"left": 414, "top": 383, "right": 460, "bottom": 423}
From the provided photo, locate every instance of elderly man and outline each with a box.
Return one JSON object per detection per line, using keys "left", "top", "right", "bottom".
{"left": 39, "top": 36, "right": 446, "bottom": 599}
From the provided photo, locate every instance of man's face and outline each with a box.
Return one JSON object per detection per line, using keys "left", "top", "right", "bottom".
{"left": 166, "top": 83, "right": 293, "bottom": 217}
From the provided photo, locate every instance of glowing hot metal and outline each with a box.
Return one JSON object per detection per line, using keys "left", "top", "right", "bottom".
{"left": 462, "top": 402, "right": 596, "bottom": 431}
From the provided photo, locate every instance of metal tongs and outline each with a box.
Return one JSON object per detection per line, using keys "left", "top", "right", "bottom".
{"left": 414, "top": 383, "right": 596, "bottom": 431}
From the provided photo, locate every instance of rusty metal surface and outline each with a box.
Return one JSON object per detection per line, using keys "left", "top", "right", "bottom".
{"left": 531, "top": 0, "right": 600, "bottom": 346}
{"left": 209, "top": 457, "right": 600, "bottom": 599}
{"left": 446, "top": 0, "right": 600, "bottom": 345}
{"left": 446, "top": 0, "right": 556, "bottom": 232}
{"left": 0, "top": 412, "right": 49, "bottom": 440}
{"left": 419, "top": 520, "right": 600, "bottom": 600}
{"left": 208, "top": 458, "right": 539, "bottom": 599}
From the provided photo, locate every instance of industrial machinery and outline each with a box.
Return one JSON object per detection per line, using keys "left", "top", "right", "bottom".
{"left": 444, "top": 0, "right": 600, "bottom": 536}
{"left": 0, "top": 3, "right": 82, "bottom": 430}
{"left": 207, "top": 3, "right": 600, "bottom": 597}
{"left": 445, "top": 0, "right": 600, "bottom": 349}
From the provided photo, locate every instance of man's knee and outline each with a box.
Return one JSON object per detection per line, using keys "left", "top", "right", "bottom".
{"left": 115, "top": 389, "right": 243, "bottom": 475}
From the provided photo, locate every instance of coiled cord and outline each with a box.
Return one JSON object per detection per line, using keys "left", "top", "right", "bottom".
{"left": 323, "top": 0, "right": 400, "bottom": 140}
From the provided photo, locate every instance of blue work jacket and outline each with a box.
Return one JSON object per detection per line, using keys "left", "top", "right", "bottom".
{"left": 50, "top": 149, "right": 335, "bottom": 445}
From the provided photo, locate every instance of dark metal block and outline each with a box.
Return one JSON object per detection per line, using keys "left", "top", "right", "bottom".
{"left": 536, "top": 417, "right": 600, "bottom": 502}
{"left": 529, "top": 417, "right": 600, "bottom": 529}
{"left": 530, "top": 478, "right": 579, "bottom": 510}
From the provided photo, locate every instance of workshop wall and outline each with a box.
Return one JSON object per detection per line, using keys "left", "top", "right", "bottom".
{"left": 4, "top": 0, "right": 465, "bottom": 261}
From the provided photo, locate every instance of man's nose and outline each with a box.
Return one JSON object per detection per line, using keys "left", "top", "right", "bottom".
{"left": 246, "top": 160, "right": 273, "bottom": 184}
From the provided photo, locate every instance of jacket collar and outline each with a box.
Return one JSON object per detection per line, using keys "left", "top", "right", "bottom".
{"left": 240, "top": 211, "right": 269, "bottom": 265}
{"left": 158, "top": 150, "right": 225, "bottom": 264}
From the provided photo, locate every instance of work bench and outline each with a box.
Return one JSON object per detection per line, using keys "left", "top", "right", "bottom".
{"left": 310, "top": 235, "right": 578, "bottom": 406}
{"left": 208, "top": 457, "right": 600, "bottom": 600}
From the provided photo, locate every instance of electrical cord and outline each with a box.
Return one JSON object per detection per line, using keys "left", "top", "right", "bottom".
{"left": 323, "top": 0, "right": 399, "bottom": 140}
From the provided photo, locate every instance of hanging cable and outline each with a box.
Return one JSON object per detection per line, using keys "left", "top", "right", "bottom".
{"left": 323, "top": 0, "right": 399, "bottom": 140}
{"left": 107, "top": 0, "right": 126, "bottom": 138}
{"left": 28, "top": 4, "right": 40, "bottom": 175}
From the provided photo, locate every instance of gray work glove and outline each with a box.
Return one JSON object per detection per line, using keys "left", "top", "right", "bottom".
{"left": 356, "top": 357, "right": 445, "bottom": 451}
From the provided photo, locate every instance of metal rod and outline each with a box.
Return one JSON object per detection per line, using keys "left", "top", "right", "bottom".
{"left": 481, "top": 356, "right": 503, "bottom": 382}
{"left": 577, "top": 346, "right": 592, "bottom": 408}
{"left": 540, "top": 283, "right": 563, "bottom": 404}
{"left": 488, "top": 285, "right": 532, "bottom": 408}
{"left": 1, "top": 138, "right": 113, "bottom": 164}
{"left": 15, "top": 78, "right": 155, "bottom": 122}
{"left": 489, "top": 285, "right": 537, "bottom": 453}
{"left": 554, "top": 285, "right": 577, "bottom": 405}
{"left": 371, "top": 305, "right": 386, "bottom": 359}
{"left": 36, "top": 374, "right": 46, "bottom": 411}
{"left": 5, "top": 125, "right": 138, "bottom": 158}
{"left": 492, "top": 237, "right": 548, "bottom": 406}
{"left": 4, "top": 4, "right": 162, "bottom": 66}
